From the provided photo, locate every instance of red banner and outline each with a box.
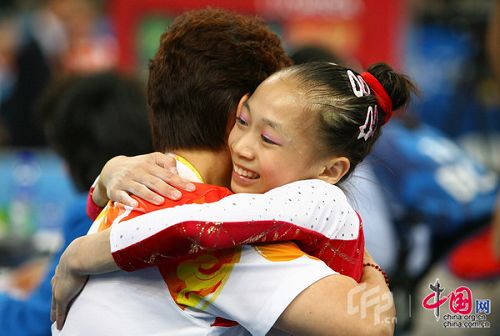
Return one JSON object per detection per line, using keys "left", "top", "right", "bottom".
{"left": 108, "top": 0, "right": 405, "bottom": 72}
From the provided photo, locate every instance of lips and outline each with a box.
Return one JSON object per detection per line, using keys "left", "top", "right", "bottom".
{"left": 233, "top": 164, "right": 260, "bottom": 179}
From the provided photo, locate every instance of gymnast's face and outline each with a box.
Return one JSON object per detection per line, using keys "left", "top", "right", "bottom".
{"left": 228, "top": 73, "right": 327, "bottom": 194}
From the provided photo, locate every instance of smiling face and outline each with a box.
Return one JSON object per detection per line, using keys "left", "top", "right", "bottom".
{"left": 228, "top": 73, "right": 339, "bottom": 194}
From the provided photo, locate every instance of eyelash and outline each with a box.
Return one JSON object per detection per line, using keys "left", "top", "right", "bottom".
{"left": 236, "top": 114, "right": 279, "bottom": 145}
{"left": 236, "top": 115, "right": 248, "bottom": 126}
{"left": 261, "top": 135, "right": 278, "bottom": 145}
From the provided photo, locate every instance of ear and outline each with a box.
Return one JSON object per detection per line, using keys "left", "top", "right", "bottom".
{"left": 317, "top": 157, "right": 350, "bottom": 185}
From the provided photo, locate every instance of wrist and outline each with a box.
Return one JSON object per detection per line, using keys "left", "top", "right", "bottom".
{"left": 75, "top": 230, "right": 118, "bottom": 275}
{"left": 362, "top": 262, "right": 390, "bottom": 288}
{"left": 364, "top": 262, "right": 390, "bottom": 287}
{"left": 63, "top": 237, "right": 87, "bottom": 276}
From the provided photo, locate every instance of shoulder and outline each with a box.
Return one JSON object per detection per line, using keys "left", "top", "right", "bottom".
{"left": 191, "top": 183, "right": 233, "bottom": 200}
{"left": 127, "top": 183, "right": 233, "bottom": 213}
{"left": 267, "top": 179, "right": 347, "bottom": 203}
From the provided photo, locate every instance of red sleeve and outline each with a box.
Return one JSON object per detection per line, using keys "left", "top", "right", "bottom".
{"left": 86, "top": 186, "right": 104, "bottom": 220}
{"left": 110, "top": 183, "right": 364, "bottom": 282}
{"left": 112, "top": 219, "right": 364, "bottom": 282}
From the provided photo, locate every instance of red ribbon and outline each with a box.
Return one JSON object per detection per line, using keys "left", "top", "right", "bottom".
{"left": 361, "top": 72, "right": 393, "bottom": 124}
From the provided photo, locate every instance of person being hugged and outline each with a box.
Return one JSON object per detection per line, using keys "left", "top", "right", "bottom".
{"left": 52, "top": 8, "right": 415, "bottom": 336}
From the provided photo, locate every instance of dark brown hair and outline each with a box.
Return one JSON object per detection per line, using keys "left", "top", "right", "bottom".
{"left": 40, "top": 72, "right": 153, "bottom": 191}
{"left": 147, "top": 8, "right": 292, "bottom": 152}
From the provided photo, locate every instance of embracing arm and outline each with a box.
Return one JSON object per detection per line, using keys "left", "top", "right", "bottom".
{"left": 276, "top": 274, "right": 394, "bottom": 336}
{"left": 107, "top": 180, "right": 359, "bottom": 273}
{"left": 86, "top": 155, "right": 359, "bottom": 273}
{"left": 55, "top": 179, "right": 344, "bottom": 302}
{"left": 276, "top": 252, "right": 394, "bottom": 336}
{"left": 50, "top": 228, "right": 115, "bottom": 330}
{"left": 52, "top": 232, "right": 393, "bottom": 335}
{"left": 88, "top": 153, "right": 196, "bottom": 213}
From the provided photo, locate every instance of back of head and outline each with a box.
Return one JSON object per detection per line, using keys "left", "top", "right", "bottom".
{"left": 41, "top": 71, "right": 153, "bottom": 191}
{"left": 148, "top": 8, "right": 292, "bottom": 152}
{"left": 284, "top": 62, "right": 416, "bottom": 182}
{"left": 290, "top": 45, "right": 343, "bottom": 65}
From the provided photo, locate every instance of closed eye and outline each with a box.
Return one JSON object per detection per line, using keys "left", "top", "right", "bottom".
{"left": 261, "top": 135, "right": 279, "bottom": 145}
{"left": 235, "top": 115, "right": 248, "bottom": 126}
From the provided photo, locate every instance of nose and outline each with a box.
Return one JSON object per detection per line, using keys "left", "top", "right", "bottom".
{"left": 230, "top": 131, "right": 255, "bottom": 161}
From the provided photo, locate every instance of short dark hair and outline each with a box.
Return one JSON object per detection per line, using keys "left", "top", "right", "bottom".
{"left": 290, "top": 45, "right": 343, "bottom": 65}
{"left": 40, "top": 71, "right": 153, "bottom": 191}
{"left": 147, "top": 8, "right": 292, "bottom": 152}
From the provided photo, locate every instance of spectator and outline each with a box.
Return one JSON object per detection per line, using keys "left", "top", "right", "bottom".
{"left": 0, "top": 0, "right": 117, "bottom": 147}
{"left": 0, "top": 71, "right": 153, "bottom": 336}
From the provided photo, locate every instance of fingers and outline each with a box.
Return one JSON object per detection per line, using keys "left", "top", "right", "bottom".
{"left": 162, "top": 169, "right": 196, "bottom": 194}
{"left": 143, "top": 176, "right": 181, "bottom": 201}
{"left": 153, "top": 152, "right": 176, "bottom": 167}
{"left": 143, "top": 172, "right": 193, "bottom": 200}
{"left": 56, "top": 299, "right": 68, "bottom": 330}
{"left": 112, "top": 185, "right": 164, "bottom": 206}
{"left": 119, "top": 155, "right": 195, "bottom": 202}
{"left": 51, "top": 272, "right": 68, "bottom": 330}
{"left": 152, "top": 153, "right": 196, "bottom": 192}
{"left": 103, "top": 152, "right": 198, "bottom": 206}
{"left": 50, "top": 282, "right": 56, "bottom": 322}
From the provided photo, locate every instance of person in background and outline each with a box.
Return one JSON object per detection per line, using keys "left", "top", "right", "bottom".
{"left": 409, "top": 3, "right": 500, "bottom": 334}
{"left": 0, "top": 71, "right": 153, "bottom": 336}
{"left": 487, "top": 0, "right": 500, "bottom": 258}
{"left": 288, "top": 44, "right": 500, "bottom": 334}
{"left": 0, "top": 0, "right": 116, "bottom": 147}
{"left": 368, "top": 3, "right": 500, "bottom": 329}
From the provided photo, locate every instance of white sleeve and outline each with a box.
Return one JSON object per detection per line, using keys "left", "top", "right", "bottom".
{"left": 110, "top": 179, "right": 359, "bottom": 255}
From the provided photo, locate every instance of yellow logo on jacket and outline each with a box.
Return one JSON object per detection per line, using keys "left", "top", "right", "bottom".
{"left": 160, "top": 248, "right": 241, "bottom": 310}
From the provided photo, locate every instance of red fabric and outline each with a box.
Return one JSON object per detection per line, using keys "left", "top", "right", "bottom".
{"left": 210, "top": 317, "right": 239, "bottom": 328}
{"left": 111, "top": 183, "right": 365, "bottom": 282}
{"left": 361, "top": 72, "right": 393, "bottom": 124}
{"left": 86, "top": 186, "right": 104, "bottom": 220}
{"left": 448, "top": 226, "right": 500, "bottom": 280}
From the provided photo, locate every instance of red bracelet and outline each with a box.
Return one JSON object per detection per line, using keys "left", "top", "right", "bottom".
{"left": 363, "top": 262, "right": 390, "bottom": 287}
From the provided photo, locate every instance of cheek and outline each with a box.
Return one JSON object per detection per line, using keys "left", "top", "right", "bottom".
{"left": 259, "top": 153, "right": 298, "bottom": 185}
{"left": 265, "top": 153, "right": 318, "bottom": 185}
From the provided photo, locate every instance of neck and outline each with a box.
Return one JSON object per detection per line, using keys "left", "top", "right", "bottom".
{"left": 171, "top": 148, "right": 232, "bottom": 188}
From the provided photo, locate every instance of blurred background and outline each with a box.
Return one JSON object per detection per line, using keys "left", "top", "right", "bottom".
{"left": 0, "top": 0, "right": 498, "bottom": 335}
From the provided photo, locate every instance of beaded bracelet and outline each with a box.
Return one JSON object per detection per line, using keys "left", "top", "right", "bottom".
{"left": 363, "top": 262, "right": 390, "bottom": 287}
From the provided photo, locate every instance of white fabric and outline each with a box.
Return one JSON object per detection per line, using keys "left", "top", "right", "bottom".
{"left": 110, "top": 179, "right": 359, "bottom": 253}
{"left": 53, "top": 160, "right": 359, "bottom": 336}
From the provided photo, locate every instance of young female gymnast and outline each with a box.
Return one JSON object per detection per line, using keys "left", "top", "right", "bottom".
{"left": 53, "top": 61, "right": 414, "bottom": 336}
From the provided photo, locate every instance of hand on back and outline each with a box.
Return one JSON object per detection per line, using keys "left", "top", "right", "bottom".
{"left": 93, "top": 152, "right": 196, "bottom": 207}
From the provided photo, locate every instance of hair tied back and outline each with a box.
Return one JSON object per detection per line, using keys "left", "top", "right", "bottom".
{"left": 360, "top": 72, "right": 393, "bottom": 124}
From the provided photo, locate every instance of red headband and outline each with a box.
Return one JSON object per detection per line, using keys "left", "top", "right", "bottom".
{"left": 360, "top": 72, "right": 392, "bottom": 124}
